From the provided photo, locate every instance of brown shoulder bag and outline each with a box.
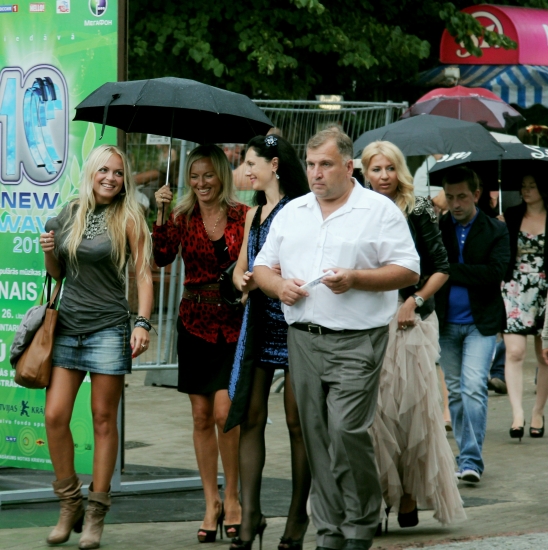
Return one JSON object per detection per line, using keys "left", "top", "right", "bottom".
{"left": 14, "top": 275, "right": 62, "bottom": 389}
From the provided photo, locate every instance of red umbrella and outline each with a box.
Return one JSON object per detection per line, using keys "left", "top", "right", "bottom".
{"left": 401, "top": 85, "right": 524, "bottom": 129}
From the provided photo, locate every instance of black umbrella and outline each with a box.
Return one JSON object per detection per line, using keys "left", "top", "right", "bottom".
{"left": 428, "top": 143, "right": 548, "bottom": 214}
{"left": 429, "top": 143, "right": 548, "bottom": 188}
{"left": 74, "top": 77, "right": 273, "bottom": 144}
{"left": 74, "top": 77, "right": 273, "bottom": 202}
{"left": 353, "top": 114, "right": 505, "bottom": 158}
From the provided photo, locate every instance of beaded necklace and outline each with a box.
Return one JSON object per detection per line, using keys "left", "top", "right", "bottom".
{"left": 83, "top": 208, "right": 109, "bottom": 240}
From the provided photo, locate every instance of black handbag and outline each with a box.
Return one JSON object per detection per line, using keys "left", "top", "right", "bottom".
{"left": 219, "top": 261, "right": 243, "bottom": 306}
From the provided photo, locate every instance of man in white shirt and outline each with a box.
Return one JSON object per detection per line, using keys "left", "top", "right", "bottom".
{"left": 253, "top": 128, "right": 420, "bottom": 550}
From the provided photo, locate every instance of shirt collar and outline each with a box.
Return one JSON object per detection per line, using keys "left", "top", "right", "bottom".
{"left": 305, "top": 178, "right": 360, "bottom": 211}
{"left": 451, "top": 207, "right": 479, "bottom": 229}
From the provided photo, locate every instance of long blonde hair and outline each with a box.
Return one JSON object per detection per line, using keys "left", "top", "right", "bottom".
{"left": 172, "top": 144, "right": 239, "bottom": 220}
{"left": 63, "top": 144, "right": 151, "bottom": 278}
{"left": 361, "top": 140, "right": 415, "bottom": 216}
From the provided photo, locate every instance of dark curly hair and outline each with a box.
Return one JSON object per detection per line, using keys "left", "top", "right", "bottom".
{"left": 245, "top": 135, "right": 309, "bottom": 206}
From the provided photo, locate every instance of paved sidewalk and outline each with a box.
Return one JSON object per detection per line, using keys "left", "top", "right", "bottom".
{"left": 1, "top": 341, "right": 547, "bottom": 549}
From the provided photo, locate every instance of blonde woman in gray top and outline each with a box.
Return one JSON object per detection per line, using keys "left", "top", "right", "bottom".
{"left": 40, "top": 145, "right": 153, "bottom": 550}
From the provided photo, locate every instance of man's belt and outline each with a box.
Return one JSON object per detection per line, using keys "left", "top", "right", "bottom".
{"left": 290, "top": 323, "right": 362, "bottom": 335}
{"left": 183, "top": 283, "right": 221, "bottom": 304}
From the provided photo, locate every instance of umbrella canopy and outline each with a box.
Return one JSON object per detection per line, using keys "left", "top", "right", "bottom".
{"left": 400, "top": 85, "right": 524, "bottom": 130}
{"left": 74, "top": 77, "right": 273, "bottom": 144}
{"left": 429, "top": 143, "right": 548, "bottom": 191}
{"left": 353, "top": 115, "right": 505, "bottom": 159}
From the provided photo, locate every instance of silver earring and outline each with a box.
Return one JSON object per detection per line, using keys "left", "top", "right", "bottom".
{"left": 274, "top": 172, "right": 280, "bottom": 180}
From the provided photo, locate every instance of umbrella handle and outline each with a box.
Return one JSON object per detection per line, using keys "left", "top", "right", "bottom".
{"left": 498, "top": 158, "right": 502, "bottom": 216}
{"left": 99, "top": 93, "right": 120, "bottom": 140}
{"left": 164, "top": 110, "right": 175, "bottom": 187}
{"left": 161, "top": 111, "right": 175, "bottom": 222}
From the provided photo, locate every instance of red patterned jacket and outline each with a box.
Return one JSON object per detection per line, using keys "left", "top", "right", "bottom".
{"left": 152, "top": 202, "right": 249, "bottom": 344}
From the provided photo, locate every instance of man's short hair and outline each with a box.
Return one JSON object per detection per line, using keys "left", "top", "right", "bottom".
{"left": 307, "top": 126, "right": 353, "bottom": 161}
{"left": 442, "top": 166, "right": 480, "bottom": 194}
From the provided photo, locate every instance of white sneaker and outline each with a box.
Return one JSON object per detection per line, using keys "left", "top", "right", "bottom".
{"left": 460, "top": 469, "right": 481, "bottom": 483}
{"left": 454, "top": 470, "right": 462, "bottom": 480}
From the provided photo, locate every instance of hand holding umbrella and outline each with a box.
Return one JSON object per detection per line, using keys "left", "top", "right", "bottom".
{"left": 154, "top": 187, "right": 173, "bottom": 226}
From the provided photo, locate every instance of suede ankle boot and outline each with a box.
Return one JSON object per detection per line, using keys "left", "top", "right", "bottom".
{"left": 78, "top": 484, "right": 111, "bottom": 549}
{"left": 46, "top": 473, "right": 84, "bottom": 545}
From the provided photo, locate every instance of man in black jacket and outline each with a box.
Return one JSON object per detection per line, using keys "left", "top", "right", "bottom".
{"left": 437, "top": 167, "right": 510, "bottom": 484}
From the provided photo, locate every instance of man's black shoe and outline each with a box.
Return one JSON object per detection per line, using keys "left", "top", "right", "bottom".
{"left": 487, "top": 377, "right": 507, "bottom": 394}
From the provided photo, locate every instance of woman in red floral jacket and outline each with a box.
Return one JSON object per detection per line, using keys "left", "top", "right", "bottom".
{"left": 154, "top": 144, "right": 248, "bottom": 543}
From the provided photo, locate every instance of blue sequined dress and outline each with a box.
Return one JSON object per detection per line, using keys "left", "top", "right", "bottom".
{"left": 225, "top": 197, "right": 289, "bottom": 430}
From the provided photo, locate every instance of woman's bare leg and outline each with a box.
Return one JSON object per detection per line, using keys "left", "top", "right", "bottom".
{"left": 45, "top": 367, "right": 86, "bottom": 480}
{"left": 214, "top": 389, "right": 242, "bottom": 529}
{"left": 504, "top": 334, "right": 527, "bottom": 429}
{"left": 189, "top": 393, "right": 223, "bottom": 531}
{"left": 438, "top": 365, "right": 451, "bottom": 425}
{"left": 89, "top": 373, "right": 125, "bottom": 492}
{"left": 532, "top": 336, "right": 548, "bottom": 431}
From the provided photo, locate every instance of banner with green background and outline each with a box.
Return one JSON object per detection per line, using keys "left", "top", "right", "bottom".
{"left": 0, "top": 0, "right": 119, "bottom": 473}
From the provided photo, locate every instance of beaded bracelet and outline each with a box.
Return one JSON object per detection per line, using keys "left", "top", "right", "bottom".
{"left": 135, "top": 316, "right": 152, "bottom": 332}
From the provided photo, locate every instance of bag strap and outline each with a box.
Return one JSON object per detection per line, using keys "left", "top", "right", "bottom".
{"left": 40, "top": 273, "right": 63, "bottom": 309}
{"left": 48, "top": 278, "right": 63, "bottom": 310}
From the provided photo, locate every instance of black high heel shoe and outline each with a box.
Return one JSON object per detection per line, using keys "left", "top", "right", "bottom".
{"left": 530, "top": 416, "right": 545, "bottom": 438}
{"left": 225, "top": 523, "right": 241, "bottom": 539}
{"left": 509, "top": 422, "right": 525, "bottom": 442}
{"left": 397, "top": 506, "right": 418, "bottom": 528}
{"left": 230, "top": 515, "right": 267, "bottom": 550}
{"left": 278, "top": 517, "right": 310, "bottom": 549}
{"left": 197, "top": 503, "right": 224, "bottom": 543}
{"left": 375, "top": 506, "right": 391, "bottom": 537}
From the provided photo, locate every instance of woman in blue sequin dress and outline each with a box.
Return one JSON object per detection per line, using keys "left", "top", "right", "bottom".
{"left": 225, "top": 135, "right": 310, "bottom": 550}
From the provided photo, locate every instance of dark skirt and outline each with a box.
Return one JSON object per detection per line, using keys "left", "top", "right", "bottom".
{"left": 177, "top": 318, "right": 236, "bottom": 394}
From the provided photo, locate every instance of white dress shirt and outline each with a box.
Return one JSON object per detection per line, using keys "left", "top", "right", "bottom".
{"left": 254, "top": 181, "right": 420, "bottom": 330}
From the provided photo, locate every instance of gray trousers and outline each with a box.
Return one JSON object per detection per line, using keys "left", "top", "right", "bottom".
{"left": 288, "top": 325, "right": 388, "bottom": 550}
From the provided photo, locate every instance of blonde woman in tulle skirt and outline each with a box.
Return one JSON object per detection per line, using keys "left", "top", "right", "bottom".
{"left": 362, "top": 141, "right": 466, "bottom": 530}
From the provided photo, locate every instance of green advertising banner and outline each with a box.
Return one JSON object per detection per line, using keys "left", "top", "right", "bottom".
{"left": 0, "top": 0, "right": 120, "bottom": 474}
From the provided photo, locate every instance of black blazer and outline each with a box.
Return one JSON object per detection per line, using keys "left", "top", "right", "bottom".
{"left": 436, "top": 209, "right": 510, "bottom": 336}
{"left": 400, "top": 197, "right": 449, "bottom": 319}
{"left": 503, "top": 203, "right": 548, "bottom": 282}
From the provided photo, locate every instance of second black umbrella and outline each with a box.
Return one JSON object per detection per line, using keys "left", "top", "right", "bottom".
{"left": 353, "top": 114, "right": 505, "bottom": 158}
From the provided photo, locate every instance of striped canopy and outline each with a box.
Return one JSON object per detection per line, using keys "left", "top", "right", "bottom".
{"left": 417, "top": 65, "right": 548, "bottom": 108}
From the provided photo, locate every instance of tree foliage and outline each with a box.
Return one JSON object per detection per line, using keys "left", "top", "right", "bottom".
{"left": 128, "top": 0, "right": 548, "bottom": 100}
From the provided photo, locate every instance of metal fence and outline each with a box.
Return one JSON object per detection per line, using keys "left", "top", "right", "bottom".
{"left": 254, "top": 99, "right": 408, "bottom": 159}
{"left": 126, "top": 99, "right": 408, "bottom": 376}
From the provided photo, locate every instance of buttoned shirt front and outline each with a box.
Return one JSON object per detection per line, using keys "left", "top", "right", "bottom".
{"left": 447, "top": 207, "right": 479, "bottom": 324}
{"left": 254, "top": 181, "right": 420, "bottom": 330}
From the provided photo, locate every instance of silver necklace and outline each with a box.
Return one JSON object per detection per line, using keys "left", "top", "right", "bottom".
{"left": 202, "top": 211, "right": 222, "bottom": 240}
{"left": 84, "top": 209, "right": 108, "bottom": 240}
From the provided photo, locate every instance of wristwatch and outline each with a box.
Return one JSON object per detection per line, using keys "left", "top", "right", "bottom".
{"left": 412, "top": 294, "right": 425, "bottom": 308}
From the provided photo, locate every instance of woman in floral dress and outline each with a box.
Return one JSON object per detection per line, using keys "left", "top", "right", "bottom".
{"left": 501, "top": 174, "right": 548, "bottom": 440}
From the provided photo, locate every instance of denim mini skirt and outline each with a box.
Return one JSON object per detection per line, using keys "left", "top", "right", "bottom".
{"left": 52, "top": 321, "right": 132, "bottom": 375}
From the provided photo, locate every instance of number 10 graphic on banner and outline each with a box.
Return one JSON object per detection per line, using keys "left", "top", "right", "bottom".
{"left": 0, "top": 65, "right": 68, "bottom": 186}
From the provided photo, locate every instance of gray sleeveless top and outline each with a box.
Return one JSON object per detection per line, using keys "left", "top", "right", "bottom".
{"left": 45, "top": 203, "right": 130, "bottom": 335}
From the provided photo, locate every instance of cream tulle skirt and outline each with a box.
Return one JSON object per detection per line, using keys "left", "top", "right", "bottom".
{"left": 370, "top": 304, "right": 466, "bottom": 525}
